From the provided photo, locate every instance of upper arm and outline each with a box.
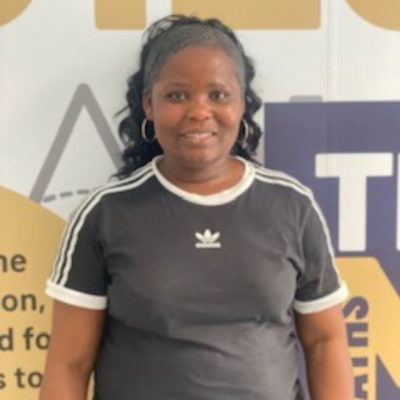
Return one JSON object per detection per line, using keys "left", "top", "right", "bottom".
{"left": 46, "top": 300, "right": 105, "bottom": 373}
{"left": 295, "top": 307, "right": 354, "bottom": 399}
{"left": 41, "top": 198, "right": 108, "bottom": 398}
{"left": 295, "top": 305, "right": 348, "bottom": 349}
{"left": 294, "top": 198, "right": 348, "bottom": 314}
{"left": 46, "top": 199, "right": 108, "bottom": 310}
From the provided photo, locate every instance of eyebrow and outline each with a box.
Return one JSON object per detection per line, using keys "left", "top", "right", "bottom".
{"left": 159, "top": 80, "right": 234, "bottom": 89}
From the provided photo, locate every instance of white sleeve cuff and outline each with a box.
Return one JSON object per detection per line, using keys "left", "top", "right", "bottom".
{"left": 294, "top": 281, "right": 349, "bottom": 314}
{"left": 46, "top": 279, "right": 107, "bottom": 310}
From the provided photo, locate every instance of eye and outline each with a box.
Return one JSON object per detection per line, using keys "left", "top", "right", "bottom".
{"left": 209, "top": 90, "right": 230, "bottom": 102}
{"left": 166, "top": 91, "right": 187, "bottom": 102}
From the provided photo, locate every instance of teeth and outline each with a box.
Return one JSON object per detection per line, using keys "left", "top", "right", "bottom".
{"left": 184, "top": 132, "right": 212, "bottom": 137}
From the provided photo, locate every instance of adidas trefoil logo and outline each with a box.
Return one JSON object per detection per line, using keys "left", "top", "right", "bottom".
{"left": 195, "top": 229, "right": 221, "bottom": 249}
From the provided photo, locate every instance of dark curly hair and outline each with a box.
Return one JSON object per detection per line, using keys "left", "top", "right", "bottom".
{"left": 116, "top": 14, "right": 263, "bottom": 178}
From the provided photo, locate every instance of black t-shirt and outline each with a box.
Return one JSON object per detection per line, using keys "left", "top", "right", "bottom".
{"left": 46, "top": 157, "right": 348, "bottom": 400}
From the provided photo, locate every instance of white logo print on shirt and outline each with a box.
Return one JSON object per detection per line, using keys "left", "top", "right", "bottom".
{"left": 195, "top": 229, "right": 221, "bottom": 248}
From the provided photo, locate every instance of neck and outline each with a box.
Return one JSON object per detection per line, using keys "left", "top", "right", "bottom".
{"left": 156, "top": 157, "right": 245, "bottom": 195}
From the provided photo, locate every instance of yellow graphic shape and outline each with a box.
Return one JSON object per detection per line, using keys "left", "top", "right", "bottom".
{"left": 347, "top": 0, "right": 400, "bottom": 31}
{"left": 93, "top": 0, "right": 320, "bottom": 30}
{"left": 338, "top": 257, "right": 400, "bottom": 399}
{"left": 0, "top": 187, "right": 65, "bottom": 399}
{"left": 0, "top": 0, "right": 32, "bottom": 26}
{"left": 172, "top": 0, "right": 320, "bottom": 29}
{"left": 95, "top": 0, "right": 146, "bottom": 29}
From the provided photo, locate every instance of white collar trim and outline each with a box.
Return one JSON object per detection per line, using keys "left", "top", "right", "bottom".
{"left": 152, "top": 156, "right": 255, "bottom": 206}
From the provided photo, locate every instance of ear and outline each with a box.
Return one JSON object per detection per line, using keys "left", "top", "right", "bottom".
{"left": 142, "top": 89, "right": 153, "bottom": 120}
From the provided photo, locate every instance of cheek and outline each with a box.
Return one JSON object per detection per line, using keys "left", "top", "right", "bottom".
{"left": 221, "top": 100, "right": 244, "bottom": 126}
{"left": 219, "top": 109, "right": 242, "bottom": 131}
{"left": 153, "top": 103, "right": 183, "bottom": 129}
{"left": 152, "top": 105, "right": 184, "bottom": 148}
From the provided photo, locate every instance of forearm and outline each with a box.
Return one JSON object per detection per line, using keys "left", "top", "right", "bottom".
{"left": 39, "top": 363, "right": 91, "bottom": 400}
{"left": 304, "top": 336, "right": 354, "bottom": 400}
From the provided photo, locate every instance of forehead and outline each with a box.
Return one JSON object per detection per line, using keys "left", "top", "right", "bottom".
{"left": 155, "top": 45, "right": 241, "bottom": 85}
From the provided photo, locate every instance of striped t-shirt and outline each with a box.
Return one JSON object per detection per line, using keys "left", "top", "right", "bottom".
{"left": 46, "top": 156, "right": 348, "bottom": 400}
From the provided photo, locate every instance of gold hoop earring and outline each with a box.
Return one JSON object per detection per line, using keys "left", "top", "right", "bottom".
{"left": 238, "top": 119, "right": 250, "bottom": 146}
{"left": 141, "top": 118, "right": 155, "bottom": 143}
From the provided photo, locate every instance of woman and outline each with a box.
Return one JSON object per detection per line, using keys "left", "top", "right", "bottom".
{"left": 40, "top": 15, "right": 354, "bottom": 400}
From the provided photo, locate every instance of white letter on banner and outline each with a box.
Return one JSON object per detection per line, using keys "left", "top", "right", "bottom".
{"left": 315, "top": 153, "right": 393, "bottom": 252}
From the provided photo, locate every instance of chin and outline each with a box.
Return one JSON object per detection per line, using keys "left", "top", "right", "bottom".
{"left": 180, "top": 151, "right": 225, "bottom": 169}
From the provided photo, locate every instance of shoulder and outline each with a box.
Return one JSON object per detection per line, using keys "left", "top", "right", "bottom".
{"left": 252, "top": 164, "right": 331, "bottom": 231}
{"left": 252, "top": 163, "right": 314, "bottom": 201}
{"left": 66, "top": 163, "right": 155, "bottom": 227}
{"left": 85, "top": 163, "right": 154, "bottom": 205}
{"left": 99, "top": 162, "right": 155, "bottom": 197}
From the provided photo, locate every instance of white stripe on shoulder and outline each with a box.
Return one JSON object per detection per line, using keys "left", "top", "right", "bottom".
{"left": 51, "top": 164, "right": 154, "bottom": 285}
{"left": 51, "top": 163, "right": 152, "bottom": 282}
{"left": 254, "top": 166, "right": 341, "bottom": 282}
{"left": 254, "top": 165, "right": 312, "bottom": 196}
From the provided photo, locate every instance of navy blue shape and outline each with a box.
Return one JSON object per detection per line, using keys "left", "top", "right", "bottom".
{"left": 376, "top": 357, "right": 400, "bottom": 399}
{"left": 264, "top": 101, "right": 400, "bottom": 293}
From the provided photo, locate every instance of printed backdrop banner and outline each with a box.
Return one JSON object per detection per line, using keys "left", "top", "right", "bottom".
{"left": 265, "top": 101, "right": 400, "bottom": 399}
{"left": 1, "top": 1, "right": 399, "bottom": 399}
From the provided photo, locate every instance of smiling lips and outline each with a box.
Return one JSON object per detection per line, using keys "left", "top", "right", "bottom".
{"left": 180, "top": 131, "right": 216, "bottom": 144}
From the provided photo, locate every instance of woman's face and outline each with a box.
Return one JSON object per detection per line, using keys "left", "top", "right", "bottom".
{"left": 143, "top": 45, "right": 245, "bottom": 173}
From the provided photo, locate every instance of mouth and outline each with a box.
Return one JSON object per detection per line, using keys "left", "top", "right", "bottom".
{"left": 180, "top": 131, "right": 216, "bottom": 144}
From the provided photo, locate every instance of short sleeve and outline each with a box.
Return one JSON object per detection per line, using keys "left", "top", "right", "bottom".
{"left": 294, "top": 198, "right": 348, "bottom": 314}
{"left": 45, "top": 200, "right": 108, "bottom": 310}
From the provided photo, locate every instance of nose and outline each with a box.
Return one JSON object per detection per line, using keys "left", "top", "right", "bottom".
{"left": 186, "top": 95, "right": 212, "bottom": 121}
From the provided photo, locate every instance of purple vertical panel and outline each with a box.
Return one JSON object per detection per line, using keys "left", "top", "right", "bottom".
{"left": 264, "top": 101, "right": 400, "bottom": 291}
{"left": 264, "top": 101, "right": 400, "bottom": 399}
